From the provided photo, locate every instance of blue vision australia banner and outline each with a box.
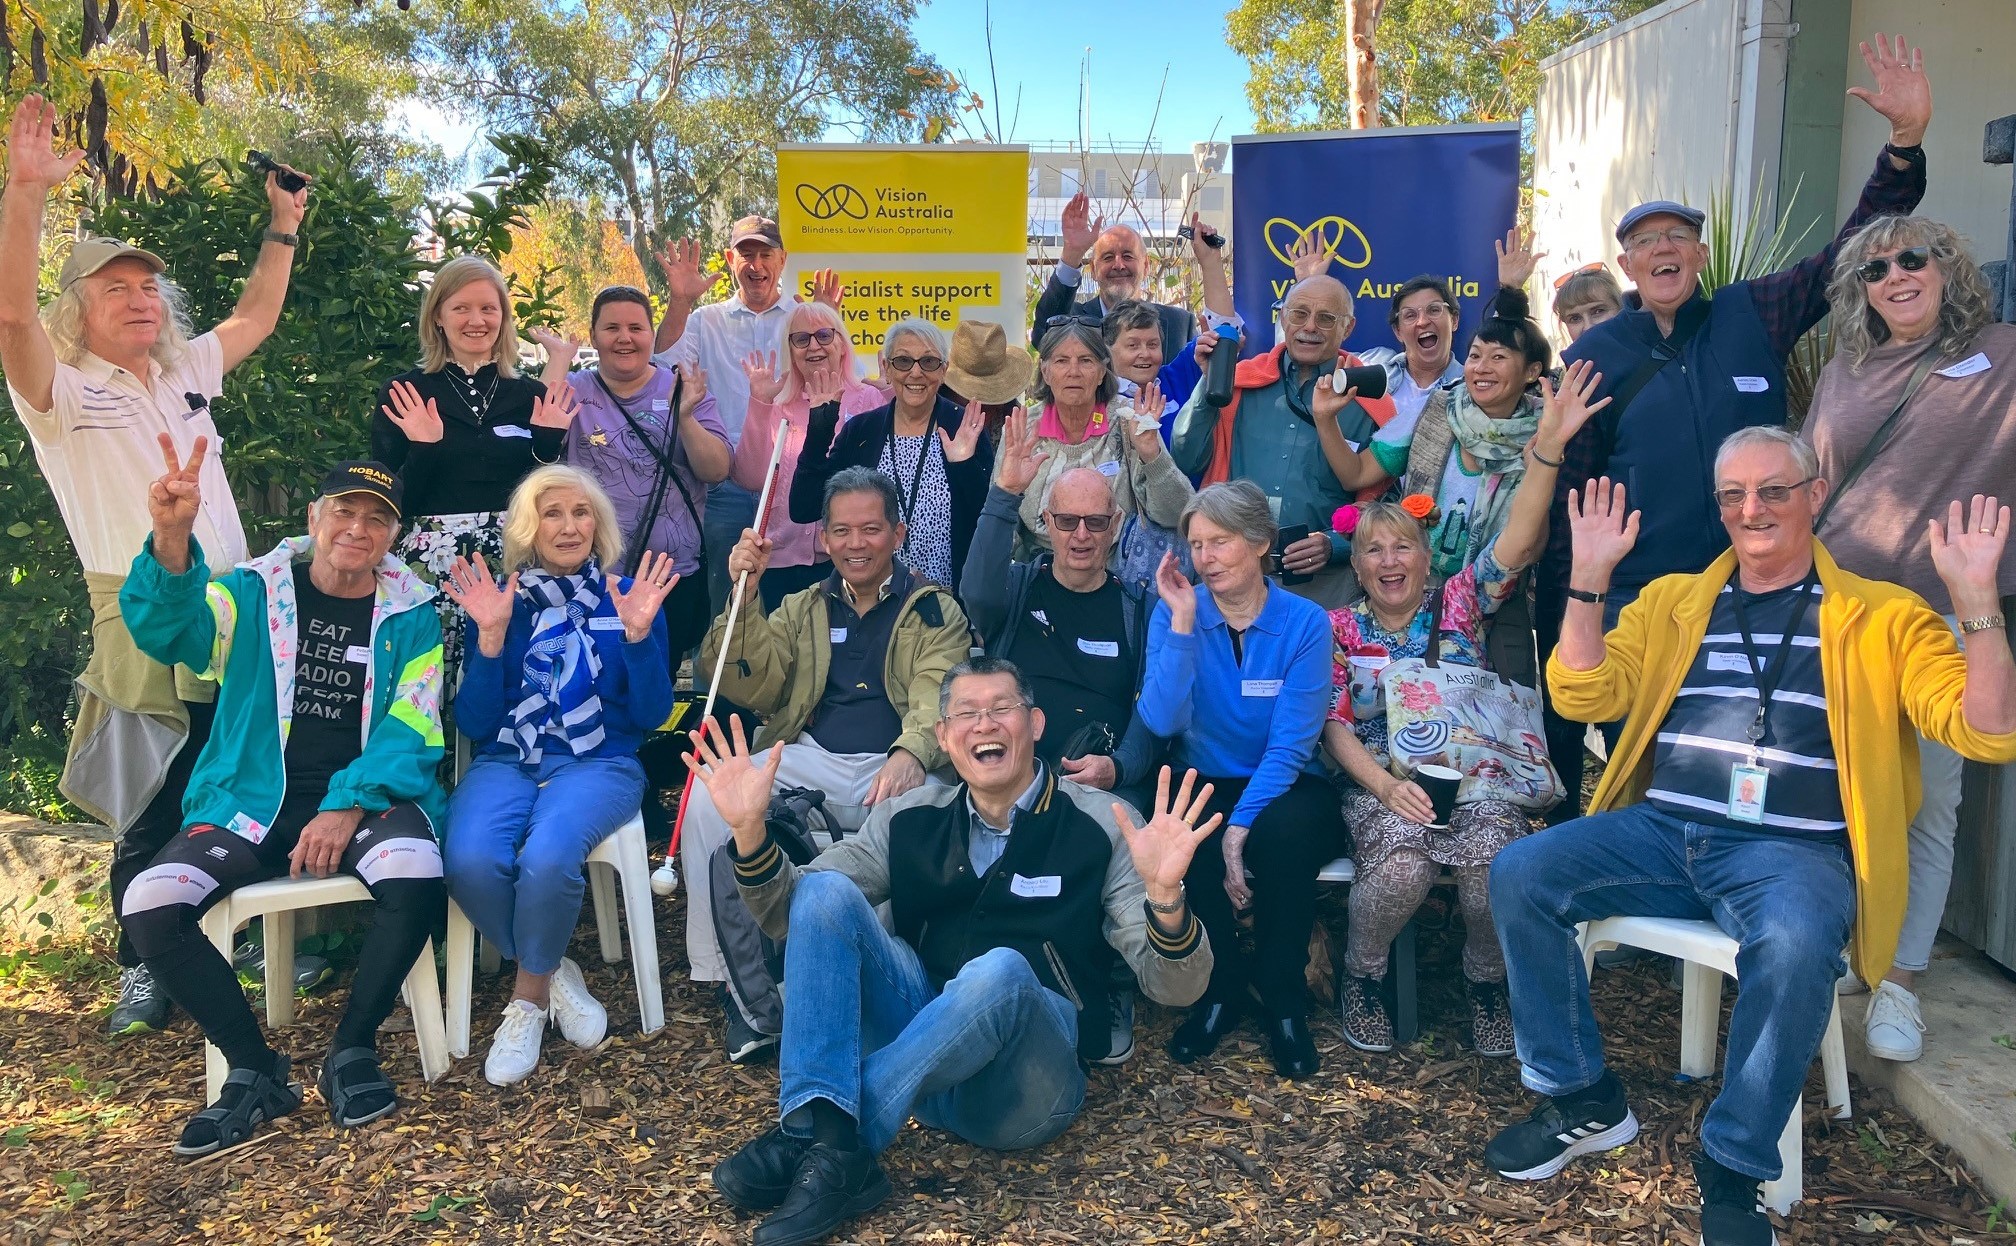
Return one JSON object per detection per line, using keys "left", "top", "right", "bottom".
{"left": 1230, "top": 124, "right": 1521, "bottom": 357}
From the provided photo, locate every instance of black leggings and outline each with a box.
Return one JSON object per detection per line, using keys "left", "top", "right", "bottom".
{"left": 1184, "top": 771, "right": 1347, "bottom": 1018}
{"left": 119, "top": 800, "right": 446, "bottom": 1071}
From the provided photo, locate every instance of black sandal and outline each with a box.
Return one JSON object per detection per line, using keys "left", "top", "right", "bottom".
{"left": 319, "top": 1046, "right": 399, "bottom": 1129}
{"left": 174, "top": 1052, "right": 301, "bottom": 1157}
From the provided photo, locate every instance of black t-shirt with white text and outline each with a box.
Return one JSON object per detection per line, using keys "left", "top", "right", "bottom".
{"left": 284, "top": 568, "right": 375, "bottom": 803}
{"left": 1008, "top": 574, "right": 1136, "bottom": 764}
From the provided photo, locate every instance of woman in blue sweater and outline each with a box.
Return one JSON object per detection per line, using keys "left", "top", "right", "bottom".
{"left": 1138, "top": 481, "right": 1345, "bottom": 1078}
{"left": 441, "top": 465, "right": 676, "bottom": 1086}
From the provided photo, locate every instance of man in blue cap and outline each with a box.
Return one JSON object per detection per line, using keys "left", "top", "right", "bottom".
{"left": 1535, "top": 33, "right": 1932, "bottom": 647}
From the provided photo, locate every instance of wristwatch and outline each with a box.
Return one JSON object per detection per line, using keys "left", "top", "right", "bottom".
{"left": 1565, "top": 587, "right": 1606, "bottom": 605}
{"left": 1960, "top": 613, "right": 2006, "bottom": 635}
{"left": 263, "top": 229, "right": 299, "bottom": 248}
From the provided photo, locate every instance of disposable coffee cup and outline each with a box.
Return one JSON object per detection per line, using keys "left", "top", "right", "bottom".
{"left": 1415, "top": 764, "right": 1463, "bottom": 828}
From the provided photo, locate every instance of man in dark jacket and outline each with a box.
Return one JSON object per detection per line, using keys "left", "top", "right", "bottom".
{"left": 1033, "top": 192, "right": 1195, "bottom": 360}
{"left": 688, "top": 658, "right": 1216, "bottom": 1246}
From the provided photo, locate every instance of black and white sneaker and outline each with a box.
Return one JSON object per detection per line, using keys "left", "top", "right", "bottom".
{"left": 108, "top": 965, "right": 171, "bottom": 1035}
{"left": 725, "top": 991, "right": 778, "bottom": 1065}
{"left": 1693, "top": 1152, "right": 1777, "bottom": 1245}
{"left": 1484, "top": 1071, "right": 1639, "bottom": 1181}
{"left": 1092, "top": 987, "right": 1135, "bottom": 1066}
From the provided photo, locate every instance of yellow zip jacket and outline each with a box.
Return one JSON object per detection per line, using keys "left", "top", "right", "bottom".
{"left": 1547, "top": 542, "right": 2016, "bottom": 986}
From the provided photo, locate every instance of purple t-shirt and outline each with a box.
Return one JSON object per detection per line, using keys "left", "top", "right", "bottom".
{"left": 563, "top": 365, "right": 728, "bottom": 576}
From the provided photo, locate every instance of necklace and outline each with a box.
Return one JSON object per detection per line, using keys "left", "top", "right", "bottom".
{"left": 447, "top": 362, "right": 501, "bottom": 427}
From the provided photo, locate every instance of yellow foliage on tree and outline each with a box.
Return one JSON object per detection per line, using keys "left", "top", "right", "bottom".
{"left": 501, "top": 200, "right": 653, "bottom": 337}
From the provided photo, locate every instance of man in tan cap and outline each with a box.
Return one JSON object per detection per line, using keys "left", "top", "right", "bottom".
{"left": 0, "top": 94, "right": 310, "bottom": 1036}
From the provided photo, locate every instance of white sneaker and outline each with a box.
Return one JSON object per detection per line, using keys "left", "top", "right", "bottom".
{"left": 484, "top": 998, "right": 548, "bottom": 1086}
{"left": 547, "top": 957, "right": 608, "bottom": 1050}
{"left": 1864, "top": 980, "right": 1925, "bottom": 1062}
{"left": 1836, "top": 971, "right": 1867, "bottom": 996}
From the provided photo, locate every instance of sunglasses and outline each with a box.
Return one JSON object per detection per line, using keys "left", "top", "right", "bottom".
{"left": 1856, "top": 246, "right": 1931, "bottom": 283}
{"left": 1044, "top": 314, "right": 1103, "bottom": 329}
{"left": 1045, "top": 511, "right": 1115, "bottom": 533}
{"left": 1552, "top": 262, "right": 1607, "bottom": 289}
{"left": 886, "top": 355, "right": 945, "bottom": 374}
{"left": 1713, "top": 478, "right": 1815, "bottom": 510}
{"left": 788, "top": 328, "right": 839, "bottom": 348}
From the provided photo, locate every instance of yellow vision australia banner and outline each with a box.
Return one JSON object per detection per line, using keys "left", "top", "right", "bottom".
{"left": 777, "top": 144, "right": 1028, "bottom": 378}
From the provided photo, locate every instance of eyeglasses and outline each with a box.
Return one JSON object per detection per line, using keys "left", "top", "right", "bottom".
{"left": 1045, "top": 511, "right": 1115, "bottom": 533}
{"left": 1394, "top": 303, "right": 1453, "bottom": 327}
{"left": 1553, "top": 262, "right": 1607, "bottom": 289}
{"left": 1623, "top": 226, "right": 1701, "bottom": 253}
{"left": 1713, "top": 478, "right": 1816, "bottom": 509}
{"left": 789, "top": 328, "right": 839, "bottom": 348}
{"left": 942, "top": 702, "right": 1031, "bottom": 727}
{"left": 1282, "top": 307, "right": 1343, "bottom": 329}
{"left": 886, "top": 355, "right": 945, "bottom": 374}
{"left": 1044, "top": 314, "right": 1103, "bottom": 329}
{"left": 1856, "top": 246, "right": 1931, "bottom": 284}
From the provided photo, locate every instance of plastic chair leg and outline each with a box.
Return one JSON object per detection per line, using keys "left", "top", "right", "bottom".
{"left": 616, "top": 850, "right": 665, "bottom": 1035}
{"left": 1763, "top": 1097, "right": 1803, "bottom": 1214}
{"left": 400, "top": 936, "right": 450, "bottom": 1083}
{"left": 589, "top": 860, "right": 624, "bottom": 964}
{"left": 264, "top": 909, "right": 297, "bottom": 1027}
{"left": 478, "top": 936, "right": 501, "bottom": 976}
{"left": 444, "top": 901, "right": 476, "bottom": 1060}
{"left": 1392, "top": 919, "right": 1419, "bottom": 1044}
{"left": 1820, "top": 997, "right": 1852, "bottom": 1120}
{"left": 1678, "top": 961, "right": 1722, "bottom": 1080}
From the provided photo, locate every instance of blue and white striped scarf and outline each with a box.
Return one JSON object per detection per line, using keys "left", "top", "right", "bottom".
{"left": 500, "top": 561, "right": 607, "bottom": 764}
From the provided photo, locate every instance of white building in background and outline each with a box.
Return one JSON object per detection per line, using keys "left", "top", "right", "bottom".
{"left": 1023, "top": 140, "right": 1234, "bottom": 287}
{"left": 1532, "top": 0, "right": 2015, "bottom": 338}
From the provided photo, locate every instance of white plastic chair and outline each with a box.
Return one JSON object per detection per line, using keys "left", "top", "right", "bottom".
{"left": 198, "top": 875, "right": 450, "bottom": 1103}
{"left": 444, "top": 810, "right": 664, "bottom": 1059}
{"left": 1578, "top": 915, "right": 1851, "bottom": 1213}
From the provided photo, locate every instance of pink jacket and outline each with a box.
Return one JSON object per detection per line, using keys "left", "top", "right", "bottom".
{"left": 736, "top": 383, "right": 887, "bottom": 568}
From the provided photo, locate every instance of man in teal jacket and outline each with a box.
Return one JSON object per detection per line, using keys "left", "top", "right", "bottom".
{"left": 118, "top": 442, "right": 447, "bottom": 1157}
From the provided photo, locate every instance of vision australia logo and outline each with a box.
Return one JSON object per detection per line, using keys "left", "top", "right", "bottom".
{"left": 795, "top": 182, "right": 869, "bottom": 221}
{"left": 1264, "top": 216, "right": 1372, "bottom": 270}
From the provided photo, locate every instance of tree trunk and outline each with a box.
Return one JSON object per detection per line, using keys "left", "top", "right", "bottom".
{"left": 1344, "top": 0, "right": 1386, "bottom": 129}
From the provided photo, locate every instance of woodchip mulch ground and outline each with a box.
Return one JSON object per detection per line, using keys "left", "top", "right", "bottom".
{"left": 0, "top": 887, "right": 1999, "bottom": 1245}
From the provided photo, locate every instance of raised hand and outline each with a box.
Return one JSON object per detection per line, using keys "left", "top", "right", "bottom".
{"left": 726, "top": 528, "right": 774, "bottom": 602}
{"left": 677, "top": 362, "right": 709, "bottom": 418}
{"left": 1186, "top": 212, "right": 1226, "bottom": 267}
{"left": 529, "top": 326, "right": 581, "bottom": 366}
{"left": 1192, "top": 326, "right": 1221, "bottom": 366}
{"left": 1112, "top": 766, "right": 1223, "bottom": 896}
{"left": 148, "top": 433, "right": 207, "bottom": 543}
{"left": 441, "top": 552, "right": 518, "bottom": 638}
{"left": 1060, "top": 192, "right": 1102, "bottom": 268}
{"left": 802, "top": 362, "right": 845, "bottom": 408}
{"left": 1289, "top": 225, "right": 1330, "bottom": 283}
{"left": 381, "top": 379, "right": 443, "bottom": 444}
{"left": 1154, "top": 550, "right": 1195, "bottom": 632}
{"left": 609, "top": 550, "right": 680, "bottom": 642}
{"left": 528, "top": 383, "right": 580, "bottom": 429}
{"left": 810, "top": 268, "right": 846, "bottom": 310}
{"left": 742, "top": 350, "right": 785, "bottom": 405}
{"left": 6, "top": 96, "right": 85, "bottom": 191}
{"left": 1127, "top": 380, "right": 1165, "bottom": 461}
{"left": 1533, "top": 359, "right": 1610, "bottom": 461}
{"left": 1849, "top": 32, "right": 1931, "bottom": 148}
{"left": 938, "top": 398, "right": 988, "bottom": 463}
{"left": 262, "top": 160, "right": 311, "bottom": 233}
{"left": 654, "top": 237, "right": 718, "bottom": 305}
{"left": 992, "top": 407, "right": 1048, "bottom": 495}
{"left": 686, "top": 716, "right": 784, "bottom": 850}
{"left": 1928, "top": 495, "right": 2009, "bottom": 610}
{"left": 1495, "top": 225, "right": 1546, "bottom": 290}
{"left": 1567, "top": 478, "right": 1641, "bottom": 579}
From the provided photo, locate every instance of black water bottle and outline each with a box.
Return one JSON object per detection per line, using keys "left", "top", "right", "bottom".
{"left": 1204, "top": 323, "right": 1241, "bottom": 409}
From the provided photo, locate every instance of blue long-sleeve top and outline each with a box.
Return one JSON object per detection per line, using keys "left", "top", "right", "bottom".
{"left": 1136, "top": 579, "right": 1333, "bottom": 827}
{"left": 454, "top": 576, "right": 674, "bottom": 762}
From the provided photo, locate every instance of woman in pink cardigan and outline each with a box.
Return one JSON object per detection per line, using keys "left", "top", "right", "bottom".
{"left": 736, "top": 301, "right": 888, "bottom": 608}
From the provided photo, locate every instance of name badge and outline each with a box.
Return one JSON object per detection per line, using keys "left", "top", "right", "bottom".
{"left": 1076, "top": 638, "right": 1120, "bottom": 658}
{"left": 344, "top": 644, "right": 371, "bottom": 664}
{"left": 1096, "top": 459, "right": 1122, "bottom": 477}
{"left": 830, "top": 627, "right": 848, "bottom": 643}
{"left": 589, "top": 616, "right": 626, "bottom": 631}
{"left": 1937, "top": 352, "right": 1992, "bottom": 379}
{"left": 1241, "top": 678, "right": 1284, "bottom": 698}
{"left": 651, "top": 398, "right": 672, "bottom": 411}
{"left": 493, "top": 424, "right": 532, "bottom": 438}
{"left": 1010, "top": 874, "right": 1062, "bottom": 898}
{"left": 1728, "top": 763, "right": 1770, "bottom": 824}
{"left": 1732, "top": 377, "right": 1770, "bottom": 393}
{"left": 1706, "top": 651, "right": 1754, "bottom": 674}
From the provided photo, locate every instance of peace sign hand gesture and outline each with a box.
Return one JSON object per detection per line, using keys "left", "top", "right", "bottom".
{"left": 742, "top": 350, "right": 785, "bottom": 406}
{"left": 1927, "top": 494, "right": 2009, "bottom": 613}
{"left": 442, "top": 553, "right": 518, "bottom": 652}
{"left": 381, "top": 379, "right": 443, "bottom": 444}
{"left": 938, "top": 399, "right": 988, "bottom": 463}
{"left": 1534, "top": 359, "right": 1610, "bottom": 462}
{"left": 1849, "top": 32, "right": 1932, "bottom": 149}
{"left": 610, "top": 551, "right": 681, "bottom": 642}
{"left": 992, "top": 407, "right": 1047, "bottom": 496}
{"left": 148, "top": 434, "right": 208, "bottom": 562}
{"left": 1113, "top": 766, "right": 1223, "bottom": 899}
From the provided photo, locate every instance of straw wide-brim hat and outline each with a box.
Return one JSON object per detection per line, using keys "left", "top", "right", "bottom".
{"left": 944, "top": 321, "right": 1037, "bottom": 405}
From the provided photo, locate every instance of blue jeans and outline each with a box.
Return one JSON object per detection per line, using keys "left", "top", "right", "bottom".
{"left": 778, "top": 871, "right": 1087, "bottom": 1155}
{"left": 1489, "top": 803, "right": 1855, "bottom": 1180}
{"left": 443, "top": 753, "right": 647, "bottom": 975}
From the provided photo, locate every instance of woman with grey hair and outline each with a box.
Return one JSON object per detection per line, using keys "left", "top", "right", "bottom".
{"left": 788, "top": 317, "right": 992, "bottom": 586}
{"left": 1802, "top": 214, "right": 2016, "bottom": 1064}
{"left": 1135, "top": 481, "right": 1344, "bottom": 1079}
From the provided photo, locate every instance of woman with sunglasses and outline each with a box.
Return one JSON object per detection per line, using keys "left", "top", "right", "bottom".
{"left": 1800, "top": 215, "right": 2016, "bottom": 1066}
{"left": 788, "top": 318, "right": 992, "bottom": 588}
{"left": 737, "top": 302, "right": 889, "bottom": 608}
{"left": 1018, "top": 321, "right": 1195, "bottom": 560}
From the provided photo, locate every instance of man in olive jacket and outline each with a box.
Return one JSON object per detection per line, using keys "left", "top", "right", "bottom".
{"left": 682, "top": 467, "right": 972, "bottom": 1058}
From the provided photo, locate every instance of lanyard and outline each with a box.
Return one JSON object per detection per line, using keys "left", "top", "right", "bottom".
{"left": 1725, "top": 570, "right": 1819, "bottom": 757}
{"left": 882, "top": 421, "right": 938, "bottom": 531}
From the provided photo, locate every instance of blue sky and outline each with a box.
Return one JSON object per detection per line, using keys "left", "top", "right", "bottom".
{"left": 900, "top": 0, "right": 1257, "bottom": 147}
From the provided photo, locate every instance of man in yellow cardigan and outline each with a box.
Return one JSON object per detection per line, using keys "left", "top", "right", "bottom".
{"left": 1484, "top": 426, "right": 2015, "bottom": 1246}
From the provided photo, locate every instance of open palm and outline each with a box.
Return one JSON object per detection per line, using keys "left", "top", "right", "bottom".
{"left": 1568, "top": 477, "right": 1641, "bottom": 574}
{"left": 610, "top": 551, "right": 680, "bottom": 640}
{"left": 1927, "top": 495, "right": 2008, "bottom": 600}
{"left": 442, "top": 553, "right": 517, "bottom": 633}
{"left": 688, "top": 716, "right": 782, "bottom": 836}
{"left": 1113, "top": 767, "right": 1222, "bottom": 893}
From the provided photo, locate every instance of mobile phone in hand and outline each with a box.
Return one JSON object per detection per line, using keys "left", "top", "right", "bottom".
{"left": 1272, "top": 523, "right": 1313, "bottom": 586}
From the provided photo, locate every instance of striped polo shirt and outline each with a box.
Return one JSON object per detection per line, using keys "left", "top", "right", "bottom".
{"left": 1646, "top": 579, "right": 1845, "bottom": 835}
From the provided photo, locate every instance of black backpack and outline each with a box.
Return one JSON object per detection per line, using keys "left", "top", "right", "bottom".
{"left": 709, "top": 786, "right": 832, "bottom": 1036}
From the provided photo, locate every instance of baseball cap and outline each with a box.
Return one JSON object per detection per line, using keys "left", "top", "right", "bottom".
{"left": 58, "top": 237, "right": 167, "bottom": 291}
{"left": 1614, "top": 201, "right": 1707, "bottom": 243}
{"left": 316, "top": 461, "right": 403, "bottom": 518}
{"left": 728, "top": 215, "right": 783, "bottom": 249}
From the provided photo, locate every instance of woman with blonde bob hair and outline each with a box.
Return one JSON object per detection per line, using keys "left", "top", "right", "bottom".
{"left": 1802, "top": 213, "right": 2016, "bottom": 1063}
{"left": 370, "top": 255, "right": 576, "bottom": 691}
{"left": 438, "top": 464, "right": 680, "bottom": 1087}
